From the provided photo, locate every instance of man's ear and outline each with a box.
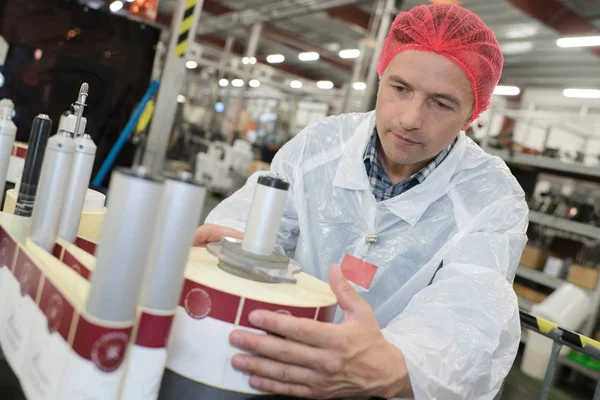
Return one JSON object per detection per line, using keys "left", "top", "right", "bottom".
{"left": 461, "top": 120, "right": 472, "bottom": 132}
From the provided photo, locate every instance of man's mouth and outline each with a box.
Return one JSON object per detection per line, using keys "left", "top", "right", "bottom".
{"left": 391, "top": 132, "right": 420, "bottom": 147}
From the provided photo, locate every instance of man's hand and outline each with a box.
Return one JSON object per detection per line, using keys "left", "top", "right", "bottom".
{"left": 193, "top": 224, "right": 244, "bottom": 247}
{"left": 228, "top": 264, "right": 412, "bottom": 399}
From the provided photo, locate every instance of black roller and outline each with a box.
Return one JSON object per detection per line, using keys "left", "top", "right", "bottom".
{"left": 14, "top": 114, "right": 53, "bottom": 217}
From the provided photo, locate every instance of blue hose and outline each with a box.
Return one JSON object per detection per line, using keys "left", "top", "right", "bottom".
{"left": 92, "top": 79, "right": 160, "bottom": 187}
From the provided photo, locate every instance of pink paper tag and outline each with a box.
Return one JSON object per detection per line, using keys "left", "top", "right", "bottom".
{"left": 340, "top": 254, "right": 378, "bottom": 290}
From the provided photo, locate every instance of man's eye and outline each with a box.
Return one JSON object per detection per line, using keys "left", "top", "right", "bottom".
{"left": 435, "top": 101, "right": 452, "bottom": 110}
{"left": 394, "top": 86, "right": 406, "bottom": 93}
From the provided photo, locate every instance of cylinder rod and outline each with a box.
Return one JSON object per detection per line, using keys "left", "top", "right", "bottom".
{"left": 29, "top": 131, "right": 75, "bottom": 251}
{"left": 141, "top": 172, "right": 206, "bottom": 311}
{"left": 0, "top": 99, "right": 17, "bottom": 200}
{"left": 241, "top": 175, "right": 289, "bottom": 256}
{"left": 15, "top": 114, "right": 53, "bottom": 217}
{"left": 86, "top": 167, "right": 163, "bottom": 323}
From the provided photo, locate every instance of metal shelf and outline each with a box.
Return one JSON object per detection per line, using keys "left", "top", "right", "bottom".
{"left": 516, "top": 265, "right": 566, "bottom": 290}
{"left": 528, "top": 211, "right": 600, "bottom": 240}
{"left": 518, "top": 296, "right": 534, "bottom": 312}
{"left": 486, "top": 148, "right": 600, "bottom": 179}
{"left": 557, "top": 356, "right": 600, "bottom": 381}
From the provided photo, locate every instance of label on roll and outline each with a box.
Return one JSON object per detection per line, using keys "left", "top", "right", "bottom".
{"left": 59, "top": 314, "right": 133, "bottom": 399}
{"left": 20, "top": 276, "right": 75, "bottom": 400}
{"left": 166, "top": 277, "right": 337, "bottom": 394}
{"left": 121, "top": 309, "right": 176, "bottom": 400}
{"left": 53, "top": 242, "right": 92, "bottom": 280}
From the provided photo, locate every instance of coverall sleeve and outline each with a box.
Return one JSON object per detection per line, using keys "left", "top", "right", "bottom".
{"left": 204, "top": 132, "right": 306, "bottom": 256}
{"left": 381, "top": 194, "right": 528, "bottom": 400}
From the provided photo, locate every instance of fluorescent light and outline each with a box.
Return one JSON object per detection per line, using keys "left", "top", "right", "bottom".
{"left": 352, "top": 82, "right": 367, "bottom": 91}
{"left": 557, "top": 36, "right": 600, "bottom": 48}
{"left": 177, "top": 95, "right": 186, "bottom": 103}
{"left": 290, "top": 80, "right": 303, "bottom": 89}
{"left": 242, "top": 57, "right": 257, "bottom": 65}
{"left": 298, "top": 52, "right": 319, "bottom": 62}
{"left": 125, "top": 0, "right": 134, "bottom": 2}
{"left": 249, "top": 79, "right": 260, "bottom": 88}
{"left": 563, "top": 88, "right": 600, "bottom": 99}
{"left": 266, "top": 54, "right": 285, "bottom": 64}
{"left": 109, "top": 1, "right": 123, "bottom": 12}
{"left": 219, "top": 79, "right": 229, "bottom": 87}
{"left": 493, "top": 85, "right": 520, "bottom": 96}
{"left": 317, "top": 80, "right": 334, "bottom": 90}
{"left": 339, "top": 49, "right": 360, "bottom": 59}
{"left": 231, "top": 79, "right": 244, "bottom": 87}
{"left": 500, "top": 41, "right": 533, "bottom": 55}
{"left": 504, "top": 23, "right": 539, "bottom": 39}
{"left": 0, "top": 72, "right": 4, "bottom": 89}
{"left": 186, "top": 60, "right": 198, "bottom": 69}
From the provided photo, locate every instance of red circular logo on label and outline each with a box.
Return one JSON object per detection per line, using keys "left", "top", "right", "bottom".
{"left": 18, "top": 261, "right": 33, "bottom": 296}
{"left": 1, "top": 237, "right": 9, "bottom": 264}
{"left": 91, "top": 332, "right": 129, "bottom": 372}
{"left": 71, "top": 263, "right": 82, "bottom": 276}
{"left": 184, "top": 288, "right": 212, "bottom": 319}
{"left": 45, "top": 293, "right": 64, "bottom": 333}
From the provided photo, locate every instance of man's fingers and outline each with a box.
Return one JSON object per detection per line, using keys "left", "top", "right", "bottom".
{"left": 193, "top": 224, "right": 244, "bottom": 246}
{"left": 231, "top": 355, "right": 317, "bottom": 398}
{"left": 229, "top": 330, "right": 340, "bottom": 373}
{"left": 246, "top": 311, "right": 337, "bottom": 349}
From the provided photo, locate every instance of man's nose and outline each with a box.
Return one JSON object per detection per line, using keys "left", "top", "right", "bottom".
{"left": 399, "top": 96, "right": 425, "bottom": 131}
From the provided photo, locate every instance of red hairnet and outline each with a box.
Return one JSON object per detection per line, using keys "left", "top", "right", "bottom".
{"left": 377, "top": 4, "right": 503, "bottom": 122}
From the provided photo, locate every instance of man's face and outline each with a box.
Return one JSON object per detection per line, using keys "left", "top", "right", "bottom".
{"left": 375, "top": 50, "right": 474, "bottom": 167}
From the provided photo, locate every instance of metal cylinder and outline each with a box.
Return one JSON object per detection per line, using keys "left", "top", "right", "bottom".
{"left": 57, "top": 135, "right": 97, "bottom": 243}
{"left": 14, "top": 114, "right": 53, "bottom": 217}
{"left": 241, "top": 176, "right": 289, "bottom": 256}
{"left": 29, "top": 131, "right": 75, "bottom": 251}
{"left": 0, "top": 99, "right": 17, "bottom": 200}
{"left": 86, "top": 167, "right": 163, "bottom": 323}
{"left": 142, "top": 172, "right": 206, "bottom": 311}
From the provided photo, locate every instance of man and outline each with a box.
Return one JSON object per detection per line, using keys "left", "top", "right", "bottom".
{"left": 195, "top": 4, "right": 528, "bottom": 399}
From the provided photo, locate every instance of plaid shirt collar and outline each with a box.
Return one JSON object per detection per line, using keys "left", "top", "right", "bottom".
{"left": 363, "top": 129, "right": 457, "bottom": 202}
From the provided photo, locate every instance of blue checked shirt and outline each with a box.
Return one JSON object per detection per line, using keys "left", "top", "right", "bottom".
{"left": 363, "top": 129, "right": 457, "bottom": 202}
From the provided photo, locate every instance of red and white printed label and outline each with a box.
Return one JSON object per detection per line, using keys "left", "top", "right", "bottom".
{"left": 61, "top": 249, "right": 91, "bottom": 281}
{"left": 238, "top": 299, "right": 318, "bottom": 329}
{"left": 75, "top": 237, "right": 97, "bottom": 255}
{"left": 0, "top": 226, "right": 17, "bottom": 270}
{"left": 135, "top": 311, "right": 175, "bottom": 349}
{"left": 59, "top": 315, "right": 133, "bottom": 399}
{"left": 179, "top": 279, "right": 241, "bottom": 323}
{"left": 13, "top": 250, "right": 42, "bottom": 299}
{"left": 71, "top": 315, "right": 132, "bottom": 372}
{"left": 340, "top": 253, "right": 378, "bottom": 290}
{"left": 20, "top": 287, "right": 72, "bottom": 400}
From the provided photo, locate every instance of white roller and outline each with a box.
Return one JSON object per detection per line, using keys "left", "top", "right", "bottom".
{"left": 57, "top": 134, "right": 97, "bottom": 243}
{"left": 241, "top": 176, "right": 289, "bottom": 256}
{"left": 30, "top": 131, "right": 75, "bottom": 251}
{"left": 0, "top": 99, "right": 16, "bottom": 199}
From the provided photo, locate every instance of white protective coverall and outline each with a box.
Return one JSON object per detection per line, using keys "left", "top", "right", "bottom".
{"left": 205, "top": 110, "right": 529, "bottom": 399}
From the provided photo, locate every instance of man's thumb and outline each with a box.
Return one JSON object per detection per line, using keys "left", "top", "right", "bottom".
{"left": 328, "top": 264, "right": 370, "bottom": 318}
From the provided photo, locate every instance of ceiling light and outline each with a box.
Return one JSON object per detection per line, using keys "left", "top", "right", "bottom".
{"left": 0, "top": 72, "right": 4, "bottom": 89}
{"left": 317, "top": 80, "right": 334, "bottom": 90}
{"left": 249, "top": 79, "right": 260, "bottom": 88}
{"left": 298, "top": 52, "right": 320, "bottom": 62}
{"left": 563, "top": 88, "right": 600, "bottom": 99}
{"left": 290, "top": 80, "right": 303, "bottom": 89}
{"left": 126, "top": 0, "right": 135, "bottom": 2}
{"left": 504, "top": 23, "right": 539, "bottom": 39}
{"left": 266, "top": 54, "right": 285, "bottom": 64}
{"left": 109, "top": 1, "right": 123, "bottom": 12}
{"left": 231, "top": 79, "right": 244, "bottom": 87}
{"left": 352, "top": 82, "right": 367, "bottom": 91}
{"left": 177, "top": 95, "right": 186, "bottom": 103}
{"left": 219, "top": 79, "right": 229, "bottom": 87}
{"left": 493, "top": 85, "right": 521, "bottom": 96}
{"left": 339, "top": 49, "right": 361, "bottom": 59}
{"left": 500, "top": 41, "right": 533, "bottom": 55}
{"left": 186, "top": 60, "right": 198, "bottom": 69}
{"left": 557, "top": 36, "right": 600, "bottom": 48}
{"left": 242, "top": 57, "right": 257, "bottom": 65}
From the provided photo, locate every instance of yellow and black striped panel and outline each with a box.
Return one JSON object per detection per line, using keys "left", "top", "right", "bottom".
{"left": 175, "top": 0, "right": 197, "bottom": 58}
{"left": 520, "top": 310, "right": 600, "bottom": 352}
